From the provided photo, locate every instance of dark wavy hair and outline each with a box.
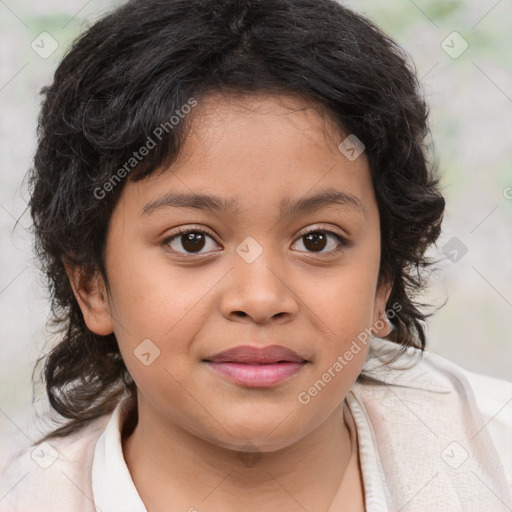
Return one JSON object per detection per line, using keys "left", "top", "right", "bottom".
{"left": 28, "top": 0, "right": 445, "bottom": 443}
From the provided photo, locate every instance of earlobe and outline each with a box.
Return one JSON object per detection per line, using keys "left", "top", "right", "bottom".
{"left": 64, "top": 263, "right": 114, "bottom": 336}
{"left": 372, "top": 282, "right": 393, "bottom": 338}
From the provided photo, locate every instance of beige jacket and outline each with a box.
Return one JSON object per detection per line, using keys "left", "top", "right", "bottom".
{"left": 1, "top": 337, "right": 511, "bottom": 511}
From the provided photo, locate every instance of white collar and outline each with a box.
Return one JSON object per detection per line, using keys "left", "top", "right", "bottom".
{"left": 89, "top": 337, "right": 434, "bottom": 512}
{"left": 92, "top": 398, "right": 147, "bottom": 512}
{"left": 91, "top": 393, "right": 384, "bottom": 512}
{"left": 90, "top": 337, "right": 512, "bottom": 511}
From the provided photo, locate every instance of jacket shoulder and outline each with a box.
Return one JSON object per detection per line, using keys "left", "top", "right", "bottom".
{"left": 454, "top": 364, "right": 512, "bottom": 484}
{"left": 0, "top": 414, "right": 110, "bottom": 512}
{"left": 395, "top": 342, "right": 512, "bottom": 487}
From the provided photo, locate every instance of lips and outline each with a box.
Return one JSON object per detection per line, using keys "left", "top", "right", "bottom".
{"left": 204, "top": 344, "right": 307, "bottom": 364}
{"left": 203, "top": 345, "right": 308, "bottom": 388}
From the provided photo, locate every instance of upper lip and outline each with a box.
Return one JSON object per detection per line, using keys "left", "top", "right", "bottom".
{"left": 204, "top": 345, "right": 307, "bottom": 364}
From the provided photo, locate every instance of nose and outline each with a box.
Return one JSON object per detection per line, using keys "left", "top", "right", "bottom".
{"left": 220, "top": 251, "right": 299, "bottom": 325}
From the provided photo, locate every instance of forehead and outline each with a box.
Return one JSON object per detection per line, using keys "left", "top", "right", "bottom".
{"left": 183, "top": 91, "right": 346, "bottom": 156}
{"left": 121, "top": 91, "right": 377, "bottom": 222}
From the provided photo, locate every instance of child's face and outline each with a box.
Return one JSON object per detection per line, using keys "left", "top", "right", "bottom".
{"left": 78, "top": 92, "right": 390, "bottom": 451}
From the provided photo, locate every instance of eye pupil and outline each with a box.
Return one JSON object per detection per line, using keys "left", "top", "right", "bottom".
{"left": 304, "top": 232, "right": 327, "bottom": 252}
{"left": 182, "top": 233, "right": 206, "bottom": 253}
{"left": 168, "top": 229, "right": 342, "bottom": 256}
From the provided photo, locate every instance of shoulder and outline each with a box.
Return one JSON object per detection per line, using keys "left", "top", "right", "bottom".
{"left": 422, "top": 349, "right": 512, "bottom": 444}
{"left": 424, "top": 350, "right": 512, "bottom": 488}
{"left": 0, "top": 413, "right": 111, "bottom": 512}
{"left": 363, "top": 336, "right": 512, "bottom": 405}
{"left": 451, "top": 363, "right": 512, "bottom": 479}
{"left": 361, "top": 337, "right": 512, "bottom": 485}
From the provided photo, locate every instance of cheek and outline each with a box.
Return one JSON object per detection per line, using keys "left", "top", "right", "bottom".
{"left": 319, "top": 257, "right": 379, "bottom": 331}
{"left": 105, "top": 250, "right": 206, "bottom": 391}
{"left": 307, "top": 254, "right": 379, "bottom": 377}
{"left": 107, "top": 244, "right": 210, "bottom": 337}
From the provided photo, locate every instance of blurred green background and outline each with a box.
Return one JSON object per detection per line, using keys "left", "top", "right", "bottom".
{"left": 1, "top": 0, "right": 511, "bottom": 460}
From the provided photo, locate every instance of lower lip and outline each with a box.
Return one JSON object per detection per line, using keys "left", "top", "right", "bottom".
{"left": 205, "top": 361, "right": 307, "bottom": 387}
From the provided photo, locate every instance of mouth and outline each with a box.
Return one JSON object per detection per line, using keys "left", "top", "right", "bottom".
{"left": 202, "top": 344, "right": 308, "bottom": 388}
{"left": 204, "top": 361, "right": 308, "bottom": 388}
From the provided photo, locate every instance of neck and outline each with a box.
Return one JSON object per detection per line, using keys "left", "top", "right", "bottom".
{"left": 122, "top": 395, "right": 353, "bottom": 512}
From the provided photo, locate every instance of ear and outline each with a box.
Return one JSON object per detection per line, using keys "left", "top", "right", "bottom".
{"left": 64, "top": 262, "right": 114, "bottom": 336}
{"left": 371, "top": 280, "right": 393, "bottom": 338}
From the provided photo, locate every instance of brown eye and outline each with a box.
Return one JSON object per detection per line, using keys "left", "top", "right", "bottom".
{"left": 163, "top": 229, "right": 220, "bottom": 254}
{"left": 292, "top": 229, "right": 347, "bottom": 254}
{"left": 179, "top": 232, "right": 207, "bottom": 253}
{"left": 303, "top": 232, "right": 328, "bottom": 251}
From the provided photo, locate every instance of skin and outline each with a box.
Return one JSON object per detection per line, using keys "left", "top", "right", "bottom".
{"left": 67, "top": 91, "right": 391, "bottom": 512}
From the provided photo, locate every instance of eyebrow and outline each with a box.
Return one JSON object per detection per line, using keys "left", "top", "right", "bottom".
{"left": 141, "top": 188, "right": 367, "bottom": 219}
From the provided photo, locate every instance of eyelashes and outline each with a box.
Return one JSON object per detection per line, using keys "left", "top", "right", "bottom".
{"left": 161, "top": 225, "right": 350, "bottom": 256}
{"left": 162, "top": 227, "right": 220, "bottom": 255}
{"left": 292, "top": 226, "right": 349, "bottom": 254}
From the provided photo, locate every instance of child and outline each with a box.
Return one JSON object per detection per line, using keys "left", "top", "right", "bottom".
{"left": 1, "top": 0, "right": 511, "bottom": 510}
